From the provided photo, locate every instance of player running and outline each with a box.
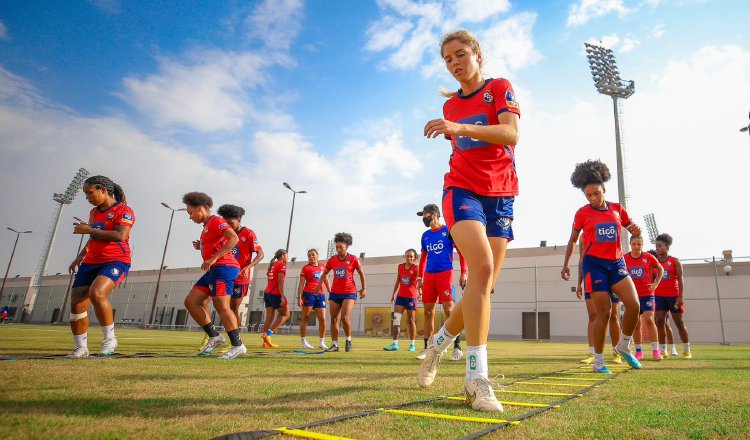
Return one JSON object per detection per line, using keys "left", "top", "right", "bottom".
{"left": 298, "top": 249, "right": 331, "bottom": 349}
{"left": 384, "top": 249, "right": 421, "bottom": 352}
{"left": 67, "top": 175, "right": 134, "bottom": 358}
{"left": 654, "top": 233, "right": 691, "bottom": 358}
{"left": 415, "top": 204, "right": 467, "bottom": 361}
{"left": 314, "top": 232, "right": 366, "bottom": 352}
{"left": 182, "top": 192, "right": 246, "bottom": 359}
{"left": 261, "top": 249, "right": 291, "bottom": 348}
{"left": 624, "top": 235, "right": 664, "bottom": 361}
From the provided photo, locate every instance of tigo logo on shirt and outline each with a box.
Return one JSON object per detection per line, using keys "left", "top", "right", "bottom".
{"left": 595, "top": 222, "right": 618, "bottom": 242}
{"left": 335, "top": 268, "right": 347, "bottom": 279}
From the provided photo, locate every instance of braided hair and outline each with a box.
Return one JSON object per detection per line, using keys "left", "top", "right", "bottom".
{"left": 84, "top": 175, "right": 126, "bottom": 203}
{"left": 570, "top": 160, "right": 611, "bottom": 190}
{"left": 267, "top": 249, "right": 287, "bottom": 276}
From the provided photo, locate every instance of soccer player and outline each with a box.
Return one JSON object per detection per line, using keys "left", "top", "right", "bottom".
{"left": 562, "top": 160, "right": 642, "bottom": 374}
{"left": 415, "top": 204, "right": 467, "bottom": 361}
{"left": 182, "top": 192, "right": 246, "bottom": 359}
{"left": 624, "top": 235, "right": 664, "bottom": 360}
{"left": 0, "top": 306, "right": 8, "bottom": 323}
{"left": 653, "top": 233, "right": 691, "bottom": 358}
{"left": 298, "top": 248, "right": 331, "bottom": 349}
{"left": 384, "top": 249, "right": 420, "bottom": 352}
{"left": 66, "top": 175, "right": 134, "bottom": 358}
{"left": 261, "top": 249, "right": 291, "bottom": 348}
{"left": 313, "top": 232, "right": 366, "bottom": 352}
{"left": 419, "top": 29, "right": 520, "bottom": 411}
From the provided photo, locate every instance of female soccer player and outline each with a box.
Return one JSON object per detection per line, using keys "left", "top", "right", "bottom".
{"left": 561, "top": 160, "right": 642, "bottom": 373}
{"left": 418, "top": 29, "right": 520, "bottom": 412}
{"left": 313, "top": 232, "right": 366, "bottom": 352}
{"left": 261, "top": 249, "right": 291, "bottom": 348}
{"left": 384, "top": 249, "right": 420, "bottom": 352}
{"left": 298, "top": 248, "right": 331, "bottom": 349}
{"left": 653, "top": 233, "right": 691, "bottom": 358}
{"left": 625, "top": 235, "right": 664, "bottom": 361}
{"left": 182, "top": 192, "right": 246, "bottom": 359}
{"left": 67, "top": 175, "right": 134, "bottom": 358}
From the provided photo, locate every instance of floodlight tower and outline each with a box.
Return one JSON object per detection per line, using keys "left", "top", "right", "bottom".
{"left": 643, "top": 213, "right": 659, "bottom": 245}
{"left": 21, "top": 168, "right": 89, "bottom": 322}
{"left": 585, "top": 43, "right": 635, "bottom": 251}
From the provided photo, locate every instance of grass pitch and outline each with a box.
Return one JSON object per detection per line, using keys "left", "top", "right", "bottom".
{"left": 0, "top": 324, "right": 748, "bottom": 439}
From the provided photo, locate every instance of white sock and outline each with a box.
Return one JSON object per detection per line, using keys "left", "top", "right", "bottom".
{"left": 670, "top": 343, "right": 677, "bottom": 352}
{"left": 319, "top": 338, "right": 326, "bottom": 345}
{"left": 301, "top": 337, "right": 307, "bottom": 343}
{"left": 652, "top": 342, "right": 659, "bottom": 351}
{"left": 392, "top": 339, "right": 398, "bottom": 345}
{"left": 101, "top": 324, "right": 115, "bottom": 340}
{"left": 593, "top": 352, "right": 605, "bottom": 369}
{"left": 411, "top": 339, "right": 416, "bottom": 346}
{"left": 432, "top": 326, "right": 456, "bottom": 353}
{"left": 346, "top": 336, "right": 352, "bottom": 342}
{"left": 589, "top": 346, "right": 595, "bottom": 354}
{"left": 617, "top": 334, "right": 632, "bottom": 353}
{"left": 466, "top": 345, "right": 488, "bottom": 381}
{"left": 684, "top": 342, "right": 691, "bottom": 353}
{"left": 332, "top": 340, "right": 338, "bottom": 346}
{"left": 74, "top": 332, "right": 88, "bottom": 348}
{"left": 660, "top": 344, "right": 667, "bottom": 353}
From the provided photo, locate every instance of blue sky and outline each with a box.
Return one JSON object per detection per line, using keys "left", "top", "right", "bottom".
{"left": 1, "top": 0, "right": 749, "bottom": 276}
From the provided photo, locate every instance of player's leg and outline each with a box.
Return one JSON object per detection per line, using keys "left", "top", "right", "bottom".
{"left": 300, "top": 302, "right": 314, "bottom": 349}
{"left": 610, "top": 276, "right": 642, "bottom": 369}
{"left": 417, "top": 302, "right": 437, "bottom": 359}
{"left": 590, "top": 291, "right": 613, "bottom": 372}
{"left": 665, "top": 312, "right": 678, "bottom": 355}
{"left": 609, "top": 300, "right": 623, "bottom": 364}
{"left": 581, "top": 296, "right": 596, "bottom": 364}
{"left": 314, "top": 296, "right": 328, "bottom": 348}
{"left": 213, "top": 293, "right": 246, "bottom": 359}
{"left": 340, "top": 298, "right": 356, "bottom": 352}
{"left": 67, "top": 285, "right": 92, "bottom": 358}
{"left": 185, "top": 287, "right": 225, "bottom": 355}
{"left": 327, "top": 299, "right": 342, "bottom": 351}
{"left": 88, "top": 275, "right": 119, "bottom": 355}
{"left": 385, "top": 304, "right": 405, "bottom": 351}
{"left": 633, "top": 310, "right": 643, "bottom": 360}
{"left": 671, "top": 311, "right": 691, "bottom": 358}
{"left": 406, "top": 308, "right": 417, "bottom": 351}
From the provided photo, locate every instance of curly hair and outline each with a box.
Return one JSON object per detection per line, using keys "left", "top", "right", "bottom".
{"left": 217, "top": 204, "right": 245, "bottom": 220}
{"left": 334, "top": 232, "right": 353, "bottom": 247}
{"left": 570, "top": 159, "right": 611, "bottom": 190}
{"left": 84, "top": 175, "right": 126, "bottom": 203}
{"left": 182, "top": 192, "right": 213, "bottom": 208}
{"left": 655, "top": 233, "right": 673, "bottom": 247}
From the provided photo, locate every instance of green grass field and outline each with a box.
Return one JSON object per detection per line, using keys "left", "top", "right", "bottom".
{"left": 0, "top": 324, "right": 748, "bottom": 439}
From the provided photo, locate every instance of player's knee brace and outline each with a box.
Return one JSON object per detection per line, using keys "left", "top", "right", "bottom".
{"left": 392, "top": 312, "right": 402, "bottom": 326}
{"left": 70, "top": 311, "right": 88, "bottom": 321}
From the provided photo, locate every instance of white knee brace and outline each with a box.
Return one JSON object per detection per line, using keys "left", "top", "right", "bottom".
{"left": 392, "top": 312, "right": 402, "bottom": 326}
{"left": 70, "top": 311, "right": 88, "bottom": 321}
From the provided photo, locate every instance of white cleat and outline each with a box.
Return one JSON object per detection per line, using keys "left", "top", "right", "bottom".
{"left": 465, "top": 378, "right": 505, "bottom": 412}
{"left": 99, "top": 337, "right": 118, "bottom": 356}
{"left": 301, "top": 341, "right": 314, "bottom": 349}
{"left": 318, "top": 342, "right": 329, "bottom": 350}
{"left": 198, "top": 335, "right": 226, "bottom": 356}
{"left": 417, "top": 337, "right": 444, "bottom": 388}
{"left": 415, "top": 349, "right": 427, "bottom": 360}
{"left": 451, "top": 347, "right": 464, "bottom": 361}
{"left": 218, "top": 344, "right": 247, "bottom": 359}
{"left": 66, "top": 346, "right": 89, "bottom": 358}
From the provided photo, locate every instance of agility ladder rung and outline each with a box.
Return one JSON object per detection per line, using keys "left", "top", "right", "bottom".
{"left": 443, "top": 396, "right": 558, "bottom": 408}
{"left": 378, "top": 408, "right": 520, "bottom": 425}
{"left": 516, "top": 381, "right": 599, "bottom": 388}
{"left": 275, "top": 427, "right": 355, "bottom": 440}
{"left": 500, "top": 390, "right": 578, "bottom": 397}
{"left": 539, "top": 376, "right": 605, "bottom": 381}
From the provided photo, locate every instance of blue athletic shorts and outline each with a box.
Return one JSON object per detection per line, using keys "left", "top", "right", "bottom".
{"left": 655, "top": 296, "right": 684, "bottom": 313}
{"left": 394, "top": 296, "right": 417, "bottom": 311}
{"left": 302, "top": 292, "right": 326, "bottom": 309}
{"left": 639, "top": 296, "right": 655, "bottom": 314}
{"left": 73, "top": 262, "right": 130, "bottom": 288}
{"left": 232, "top": 283, "right": 249, "bottom": 299}
{"left": 329, "top": 293, "right": 357, "bottom": 305}
{"left": 442, "top": 187, "right": 514, "bottom": 240}
{"left": 582, "top": 255, "right": 629, "bottom": 294}
{"left": 194, "top": 265, "right": 240, "bottom": 297}
{"left": 584, "top": 292, "right": 620, "bottom": 303}
{"left": 263, "top": 292, "right": 288, "bottom": 309}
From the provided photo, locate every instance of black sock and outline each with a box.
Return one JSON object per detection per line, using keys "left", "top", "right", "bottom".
{"left": 454, "top": 334, "right": 461, "bottom": 349}
{"left": 202, "top": 323, "right": 219, "bottom": 337}
{"left": 228, "top": 329, "right": 242, "bottom": 347}
{"left": 424, "top": 338, "right": 428, "bottom": 349}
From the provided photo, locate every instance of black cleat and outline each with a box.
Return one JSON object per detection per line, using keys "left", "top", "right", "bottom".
{"left": 345, "top": 340, "right": 352, "bottom": 352}
{"left": 325, "top": 344, "right": 339, "bottom": 352}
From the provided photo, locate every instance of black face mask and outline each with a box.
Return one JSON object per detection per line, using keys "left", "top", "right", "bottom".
{"left": 422, "top": 215, "right": 433, "bottom": 227}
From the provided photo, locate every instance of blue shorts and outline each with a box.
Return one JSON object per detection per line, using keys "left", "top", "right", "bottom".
{"left": 655, "top": 296, "right": 684, "bottom": 314}
{"left": 302, "top": 292, "right": 326, "bottom": 309}
{"left": 232, "top": 283, "right": 249, "bottom": 299}
{"left": 639, "top": 296, "right": 655, "bottom": 314}
{"left": 394, "top": 296, "right": 417, "bottom": 311}
{"left": 584, "top": 292, "right": 620, "bottom": 303}
{"left": 264, "top": 292, "right": 288, "bottom": 309}
{"left": 582, "top": 255, "right": 629, "bottom": 294}
{"left": 329, "top": 293, "right": 357, "bottom": 305}
{"left": 442, "top": 187, "right": 514, "bottom": 240}
{"left": 73, "top": 262, "right": 130, "bottom": 288}
{"left": 194, "top": 265, "right": 240, "bottom": 297}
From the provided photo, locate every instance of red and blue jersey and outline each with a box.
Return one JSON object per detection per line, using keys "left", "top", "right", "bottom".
{"left": 83, "top": 203, "right": 135, "bottom": 265}
{"left": 419, "top": 225, "right": 467, "bottom": 275}
{"left": 442, "top": 78, "right": 521, "bottom": 197}
{"left": 232, "top": 227, "right": 262, "bottom": 285}
{"left": 325, "top": 254, "right": 361, "bottom": 294}
{"left": 624, "top": 252, "right": 662, "bottom": 296}
{"left": 655, "top": 255, "right": 680, "bottom": 297}
{"left": 200, "top": 216, "right": 239, "bottom": 268}
{"left": 300, "top": 263, "right": 326, "bottom": 293}
{"left": 265, "top": 260, "right": 286, "bottom": 295}
{"left": 573, "top": 202, "right": 631, "bottom": 261}
{"left": 397, "top": 263, "right": 419, "bottom": 299}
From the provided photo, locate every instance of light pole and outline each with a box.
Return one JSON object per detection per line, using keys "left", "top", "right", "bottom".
{"left": 282, "top": 182, "right": 307, "bottom": 253}
{"left": 740, "top": 111, "right": 750, "bottom": 136}
{"left": 58, "top": 216, "right": 86, "bottom": 323}
{"left": 0, "top": 228, "right": 32, "bottom": 302}
{"left": 585, "top": 43, "right": 634, "bottom": 251}
{"left": 148, "top": 203, "right": 185, "bottom": 327}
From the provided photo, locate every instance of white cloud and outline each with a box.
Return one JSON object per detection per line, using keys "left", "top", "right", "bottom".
{"left": 479, "top": 13, "right": 542, "bottom": 77}
{"left": 585, "top": 34, "right": 621, "bottom": 50}
{"left": 450, "top": 0, "right": 511, "bottom": 24}
{"left": 567, "top": 0, "right": 632, "bottom": 27}
{"left": 89, "top": 0, "right": 121, "bottom": 14}
{"left": 243, "top": 0, "right": 304, "bottom": 50}
{"left": 0, "top": 21, "right": 9, "bottom": 41}
{"left": 364, "top": 16, "right": 414, "bottom": 51}
{"left": 651, "top": 23, "right": 666, "bottom": 38}
{"left": 620, "top": 37, "right": 640, "bottom": 52}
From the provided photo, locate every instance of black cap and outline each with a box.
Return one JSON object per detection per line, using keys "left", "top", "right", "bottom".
{"left": 417, "top": 204, "right": 440, "bottom": 217}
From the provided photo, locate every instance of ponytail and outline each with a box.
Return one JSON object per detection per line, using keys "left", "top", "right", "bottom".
{"left": 113, "top": 183, "right": 126, "bottom": 204}
{"left": 268, "top": 249, "right": 287, "bottom": 276}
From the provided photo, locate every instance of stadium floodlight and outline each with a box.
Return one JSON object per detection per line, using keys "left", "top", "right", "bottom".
{"left": 740, "top": 111, "right": 750, "bottom": 136}
{"left": 148, "top": 203, "right": 186, "bottom": 327}
{"left": 585, "top": 43, "right": 634, "bottom": 251}
{"left": 0, "top": 228, "right": 32, "bottom": 302}
{"left": 282, "top": 182, "right": 307, "bottom": 253}
{"left": 58, "top": 216, "right": 86, "bottom": 323}
{"left": 643, "top": 213, "right": 659, "bottom": 245}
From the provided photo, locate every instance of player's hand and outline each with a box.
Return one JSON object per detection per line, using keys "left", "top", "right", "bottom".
{"left": 201, "top": 258, "right": 215, "bottom": 271}
{"left": 648, "top": 282, "right": 659, "bottom": 291}
{"left": 576, "top": 285, "right": 583, "bottom": 300}
{"left": 359, "top": 288, "right": 367, "bottom": 299}
{"left": 627, "top": 223, "right": 642, "bottom": 237}
{"left": 561, "top": 266, "right": 571, "bottom": 281}
{"left": 298, "top": 297, "right": 303, "bottom": 308}
{"left": 69, "top": 258, "right": 82, "bottom": 274}
{"left": 424, "top": 118, "right": 462, "bottom": 138}
{"left": 459, "top": 273, "right": 467, "bottom": 289}
{"left": 417, "top": 279, "right": 423, "bottom": 290}
{"left": 391, "top": 296, "right": 396, "bottom": 305}
{"left": 675, "top": 297, "right": 684, "bottom": 308}
{"left": 192, "top": 240, "right": 201, "bottom": 250}
{"left": 73, "top": 222, "right": 91, "bottom": 235}
{"left": 240, "top": 267, "right": 250, "bottom": 279}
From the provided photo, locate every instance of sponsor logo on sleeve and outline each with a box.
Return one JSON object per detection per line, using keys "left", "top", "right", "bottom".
{"left": 505, "top": 90, "right": 519, "bottom": 109}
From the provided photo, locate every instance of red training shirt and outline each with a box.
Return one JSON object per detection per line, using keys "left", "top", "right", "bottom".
{"left": 265, "top": 260, "right": 287, "bottom": 295}
{"left": 200, "top": 216, "right": 239, "bottom": 268}
{"left": 397, "top": 263, "right": 419, "bottom": 299}
{"left": 573, "top": 202, "right": 631, "bottom": 261}
{"left": 624, "top": 252, "right": 662, "bottom": 296}
{"left": 232, "top": 227, "right": 262, "bottom": 285}
{"left": 83, "top": 203, "right": 135, "bottom": 265}
{"left": 325, "top": 254, "right": 361, "bottom": 294}
{"left": 654, "top": 255, "right": 680, "bottom": 297}
{"left": 300, "top": 263, "right": 326, "bottom": 294}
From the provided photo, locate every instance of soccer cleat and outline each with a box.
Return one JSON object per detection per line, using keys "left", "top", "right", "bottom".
{"left": 671, "top": 348, "right": 679, "bottom": 356}
{"left": 198, "top": 334, "right": 209, "bottom": 351}
{"left": 635, "top": 351, "right": 643, "bottom": 361}
{"left": 66, "top": 346, "right": 89, "bottom": 358}
{"left": 464, "top": 378, "right": 504, "bottom": 412}
{"left": 301, "top": 340, "right": 314, "bottom": 349}
{"left": 653, "top": 350, "right": 663, "bottom": 361}
{"left": 614, "top": 347, "right": 642, "bottom": 369}
{"left": 218, "top": 344, "right": 247, "bottom": 360}
{"left": 319, "top": 342, "right": 329, "bottom": 350}
{"left": 216, "top": 342, "right": 232, "bottom": 354}
{"left": 383, "top": 342, "right": 399, "bottom": 351}
{"left": 345, "top": 340, "right": 352, "bottom": 352}
{"left": 261, "top": 333, "right": 279, "bottom": 348}
{"left": 662, "top": 350, "right": 669, "bottom": 359}
{"left": 593, "top": 364, "right": 612, "bottom": 374}
{"left": 612, "top": 349, "right": 624, "bottom": 364}
{"left": 415, "top": 349, "right": 427, "bottom": 360}
{"left": 683, "top": 352, "right": 692, "bottom": 359}
{"left": 408, "top": 344, "right": 416, "bottom": 352}
{"left": 325, "top": 344, "right": 339, "bottom": 352}
{"left": 417, "top": 336, "right": 444, "bottom": 388}
{"left": 99, "top": 337, "right": 118, "bottom": 356}
{"left": 579, "top": 354, "right": 595, "bottom": 364}
{"left": 198, "top": 335, "right": 226, "bottom": 356}
{"left": 451, "top": 347, "right": 464, "bottom": 361}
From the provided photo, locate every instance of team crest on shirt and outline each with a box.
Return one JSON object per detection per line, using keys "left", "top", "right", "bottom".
{"left": 505, "top": 90, "right": 519, "bottom": 109}
{"left": 483, "top": 91, "right": 493, "bottom": 103}
{"left": 241, "top": 236, "right": 246, "bottom": 242}
{"left": 107, "top": 213, "right": 115, "bottom": 219}
{"left": 442, "top": 231, "right": 447, "bottom": 237}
